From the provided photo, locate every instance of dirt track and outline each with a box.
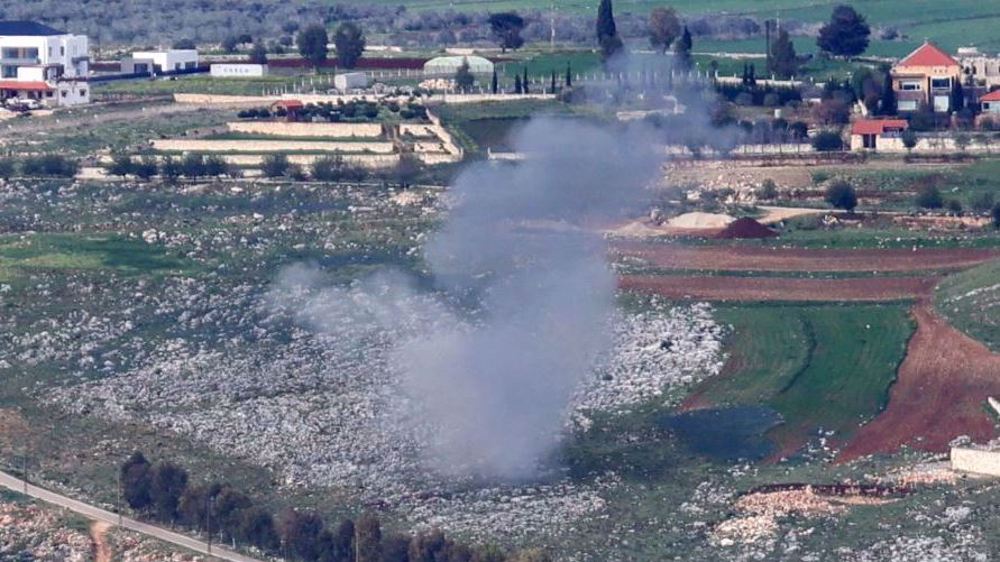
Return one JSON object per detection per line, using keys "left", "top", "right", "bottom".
{"left": 619, "top": 275, "right": 938, "bottom": 302}
{"left": 613, "top": 243, "right": 1000, "bottom": 273}
{"left": 837, "top": 305, "right": 1000, "bottom": 461}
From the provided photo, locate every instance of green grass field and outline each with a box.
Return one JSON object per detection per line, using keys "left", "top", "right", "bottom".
{"left": 0, "top": 234, "right": 194, "bottom": 280}
{"left": 935, "top": 260, "right": 1000, "bottom": 352}
{"left": 695, "top": 303, "right": 914, "bottom": 450}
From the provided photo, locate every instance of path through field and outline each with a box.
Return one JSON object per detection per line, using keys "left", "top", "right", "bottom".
{"left": 619, "top": 275, "right": 938, "bottom": 302}
{"left": 838, "top": 304, "right": 1000, "bottom": 461}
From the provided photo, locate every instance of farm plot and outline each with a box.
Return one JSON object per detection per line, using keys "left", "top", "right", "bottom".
{"left": 683, "top": 304, "right": 913, "bottom": 455}
{"left": 839, "top": 305, "right": 1000, "bottom": 461}
{"left": 935, "top": 260, "right": 1000, "bottom": 353}
{"left": 612, "top": 243, "right": 1000, "bottom": 273}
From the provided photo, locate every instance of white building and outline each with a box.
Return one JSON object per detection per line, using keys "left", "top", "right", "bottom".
{"left": 0, "top": 21, "right": 90, "bottom": 107}
{"left": 334, "top": 72, "right": 368, "bottom": 92}
{"left": 423, "top": 55, "right": 494, "bottom": 76}
{"left": 123, "top": 49, "right": 198, "bottom": 74}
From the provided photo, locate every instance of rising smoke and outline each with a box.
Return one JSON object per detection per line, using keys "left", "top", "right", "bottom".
{"left": 270, "top": 60, "right": 725, "bottom": 481}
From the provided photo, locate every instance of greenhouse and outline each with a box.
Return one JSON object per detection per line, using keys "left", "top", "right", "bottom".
{"left": 423, "top": 55, "right": 495, "bottom": 76}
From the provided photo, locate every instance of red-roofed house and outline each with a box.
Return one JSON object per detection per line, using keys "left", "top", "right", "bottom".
{"left": 980, "top": 90, "right": 1000, "bottom": 114}
{"left": 891, "top": 41, "right": 961, "bottom": 113}
{"left": 850, "top": 119, "right": 909, "bottom": 151}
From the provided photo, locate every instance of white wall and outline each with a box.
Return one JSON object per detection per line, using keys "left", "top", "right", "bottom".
{"left": 211, "top": 64, "right": 267, "bottom": 77}
{"left": 132, "top": 50, "right": 198, "bottom": 72}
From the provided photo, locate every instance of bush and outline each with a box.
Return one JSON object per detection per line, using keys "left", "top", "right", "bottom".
{"left": 811, "top": 130, "right": 845, "bottom": 152}
{"left": 107, "top": 153, "right": 134, "bottom": 178}
{"left": 288, "top": 164, "right": 308, "bottom": 181}
{"left": 915, "top": 185, "right": 944, "bottom": 209}
{"left": 758, "top": 179, "right": 778, "bottom": 200}
{"left": 825, "top": 180, "right": 858, "bottom": 211}
{"left": 161, "top": 156, "right": 182, "bottom": 182}
{"left": 311, "top": 155, "right": 366, "bottom": 182}
{"left": 133, "top": 156, "right": 159, "bottom": 180}
{"left": 182, "top": 153, "right": 207, "bottom": 178}
{"left": 21, "top": 154, "right": 78, "bottom": 177}
{"left": 204, "top": 155, "right": 228, "bottom": 177}
{"left": 993, "top": 203, "right": 1000, "bottom": 229}
{"left": 261, "top": 154, "right": 290, "bottom": 178}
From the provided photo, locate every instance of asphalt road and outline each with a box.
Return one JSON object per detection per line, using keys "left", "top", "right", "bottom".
{"left": 0, "top": 470, "right": 265, "bottom": 562}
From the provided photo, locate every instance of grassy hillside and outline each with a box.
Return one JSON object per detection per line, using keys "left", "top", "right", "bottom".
{"left": 935, "top": 260, "right": 1000, "bottom": 352}
{"left": 693, "top": 303, "right": 914, "bottom": 451}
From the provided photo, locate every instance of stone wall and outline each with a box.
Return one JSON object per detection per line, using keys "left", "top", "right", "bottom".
{"left": 226, "top": 122, "right": 383, "bottom": 138}
{"left": 221, "top": 154, "right": 400, "bottom": 169}
{"left": 174, "top": 93, "right": 279, "bottom": 105}
{"left": 951, "top": 447, "right": 1000, "bottom": 477}
{"left": 151, "top": 139, "right": 395, "bottom": 154}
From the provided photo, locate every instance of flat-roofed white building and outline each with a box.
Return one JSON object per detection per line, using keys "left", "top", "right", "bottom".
{"left": 0, "top": 20, "right": 90, "bottom": 107}
{"left": 124, "top": 49, "right": 198, "bottom": 74}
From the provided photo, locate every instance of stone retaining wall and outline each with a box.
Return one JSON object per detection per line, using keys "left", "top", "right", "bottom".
{"left": 226, "top": 122, "right": 383, "bottom": 138}
{"left": 152, "top": 139, "right": 395, "bottom": 154}
{"left": 222, "top": 154, "right": 400, "bottom": 169}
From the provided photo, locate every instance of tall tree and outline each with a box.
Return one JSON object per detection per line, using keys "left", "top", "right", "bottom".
{"left": 522, "top": 67, "right": 530, "bottom": 94}
{"left": 673, "top": 26, "right": 693, "bottom": 70}
{"left": 150, "top": 462, "right": 188, "bottom": 523}
{"left": 817, "top": 5, "right": 871, "bottom": 57}
{"left": 454, "top": 57, "right": 475, "bottom": 92}
{"left": 768, "top": 29, "right": 798, "bottom": 79}
{"left": 491, "top": 68, "right": 498, "bottom": 94}
{"left": 297, "top": 25, "right": 329, "bottom": 71}
{"left": 120, "top": 452, "right": 153, "bottom": 510}
{"left": 596, "top": 0, "right": 624, "bottom": 61}
{"left": 648, "top": 7, "right": 681, "bottom": 54}
{"left": 514, "top": 74, "right": 523, "bottom": 94}
{"left": 550, "top": 69, "right": 557, "bottom": 93}
{"left": 334, "top": 22, "right": 366, "bottom": 69}
{"left": 565, "top": 62, "right": 572, "bottom": 87}
{"left": 879, "top": 71, "right": 897, "bottom": 115}
{"left": 280, "top": 510, "right": 325, "bottom": 562}
{"left": 488, "top": 12, "right": 525, "bottom": 53}
{"left": 951, "top": 80, "right": 965, "bottom": 113}
{"left": 249, "top": 40, "right": 268, "bottom": 65}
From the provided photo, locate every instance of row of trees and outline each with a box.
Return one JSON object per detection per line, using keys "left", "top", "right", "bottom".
{"left": 822, "top": 179, "right": 1000, "bottom": 225}
{"left": 106, "top": 153, "right": 233, "bottom": 180}
{"left": 260, "top": 153, "right": 421, "bottom": 188}
{"left": 0, "top": 154, "right": 79, "bottom": 178}
{"left": 120, "top": 452, "right": 550, "bottom": 562}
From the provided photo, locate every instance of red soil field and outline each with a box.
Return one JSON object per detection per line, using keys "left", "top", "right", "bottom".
{"left": 837, "top": 305, "right": 1000, "bottom": 461}
{"left": 619, "top": 275, "right": 938, "bottom": 302}
{"left": 612, "top": 243, "right": 1000, "bottom": 273}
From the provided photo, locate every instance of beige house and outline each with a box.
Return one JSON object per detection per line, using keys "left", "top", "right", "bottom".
{"left": 891, "top": 41, "right": 962, "bottom": 112}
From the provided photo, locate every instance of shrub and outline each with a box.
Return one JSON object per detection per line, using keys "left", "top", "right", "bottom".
{"left": 204, "top": 155, "right": 228, "bottom": 177}
{"left": 21, "top": 154, "right": 78, "bottom": 177}
{"left": 915, "top": 185, "right": 944, "bottom": 209}
{"left": 811, "top": 130, "right": 845, "bottom": 152}
{"left": 288, "top": 164, "right": 308, "bottom": 181}
{"left": 758, "top": 179, "right": 778, "bottom": 200}
{"left": 311, "top": 155, "right": 366, "bottom": 182}
{"left": 107, "top": 153, "right": 134, "bottom": 178}
{"left": 261, "top": 154, "right": 290, "bottom": 178}
{"left": 182, "top": 153, "right": 207, "bottom": 178}
{"left": 134, "top": 156, "right": 159, "bottom": 180}
{"left": 825, "top": 180, "right": 858, "bottom": 211}
{"left": 993, "top": 203, "right": 1000, "bottom": 229}
{"left": 161, "top": 156, "right": 182, "bottom": 182}
{"left": 947, "top": 199, "right": 963, "bottom": 215}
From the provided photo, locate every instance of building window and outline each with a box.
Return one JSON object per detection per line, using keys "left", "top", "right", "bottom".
{"left": 61, "top": 90, "right": 68, "bottom": 97}
{"left": 46, "top": 91, "right": 53, "bottom": 98}
{"left": 930, "top": 77, "right": 951, "bottom": 89}
{"left": 60, "top": 46, "right": 65, "bottom": 56}
{"left": 899, "top": 100, "right": 918, "bottom": 111}
{"left": 900, "top": 81, "right": 921, "bottom": 91}
{"left": 79, "top": 89, "right": 87, "bottom": 96}
{"left": 1, "top": 66, "right": 16, "bottom": 78}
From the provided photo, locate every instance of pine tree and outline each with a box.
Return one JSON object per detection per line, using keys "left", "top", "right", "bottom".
{"left": 596, "top": 0, "right": 624, "bottom": 61}
{"left": 522, "top": 67, "right": 529, "bottom": 94}
{"left": 817, "top": 5, "right": 871, "bottom": 57}
{"left": 769, "top": 29, "right": 798, "bottom": 79}
{"left": 879, "top": 71, "right": 897, "bottom": 115}
{"left": 514, "top": 74, "right": 523, "bottom": 94}
{"left": 550, "top": 70, "right": 557, "bottom": 93}
{"left": 673, "top": 26, "right": 693, "bottom": 70}
{"left": 565, "top": 62, "right": 572, "bottom": 87}
{"left": 491, "top": 68, "right": 498, "bottom": 94}
{"left": 748, "top": 63, "right": 756, "bottom": 87}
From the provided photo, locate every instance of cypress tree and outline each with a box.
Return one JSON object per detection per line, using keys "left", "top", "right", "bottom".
{"left": 522, "top": 67, "right": 529, "bottom": 94}
{"left": 514, "top": 74, "right": 523, "bottom": 94}
{"left": 566, "top": 62, "right": 572, "bottom": 87}
{"left": 550, "top": 70, "right": 557, "bottom": 93}
{"left": 491, "top": 68, "right": 498, "bottom": 94}
{"left": 673, "top": 25, "right": 693, "bottom": 70}
{"left": 880, "top": 71, "right": 897, "bottom": 115}
{"left": 596, "top": 0, "right": 624, "bottom": 61}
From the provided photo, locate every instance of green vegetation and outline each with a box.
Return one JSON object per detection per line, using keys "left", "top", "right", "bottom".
{"left": 0, "top": 234, "right": 195, "bottom": 280}
{"left": 696, "top": 304, "right": 913, "bottom": 448}
{"left": 935, "top": 260, "right": 1000, "bottom": 352}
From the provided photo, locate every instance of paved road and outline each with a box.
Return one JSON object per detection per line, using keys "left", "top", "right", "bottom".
{"left": 0, "top": 470, "right": 265, "bottom": 562}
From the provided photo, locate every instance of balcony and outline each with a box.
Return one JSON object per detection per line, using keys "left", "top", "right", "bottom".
{"left": 0, "top": 57, "right": 41, "bottom": 65}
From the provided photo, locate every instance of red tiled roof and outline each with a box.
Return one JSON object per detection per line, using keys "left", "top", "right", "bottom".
{"left": 271, "top": 99, "right": 304, "bottom": 109}
{"left": 0, "top": 80, "right": 52, "bottom": 92}
{"left": 851, "top": 119, "right": 909, "bottom": 135}
{"left": 896, "top": 42, "right": 959, "bottom": 68}
{"left": 980, "top": 90, "right": 1000, "bottom": 102}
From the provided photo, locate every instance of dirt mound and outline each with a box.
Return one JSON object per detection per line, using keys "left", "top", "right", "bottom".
{"left": 715, "top": 217, "right": 777, "bottom": 239}
{"left": 667, "top": 212, "right": 735, "bottom": 229}
{"left": 837, "top": 305, "right": 1000, "bottom": 462}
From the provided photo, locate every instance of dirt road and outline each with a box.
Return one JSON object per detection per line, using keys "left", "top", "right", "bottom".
{"left": 0, "top": 469, "right": 262, "bottom": 562}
